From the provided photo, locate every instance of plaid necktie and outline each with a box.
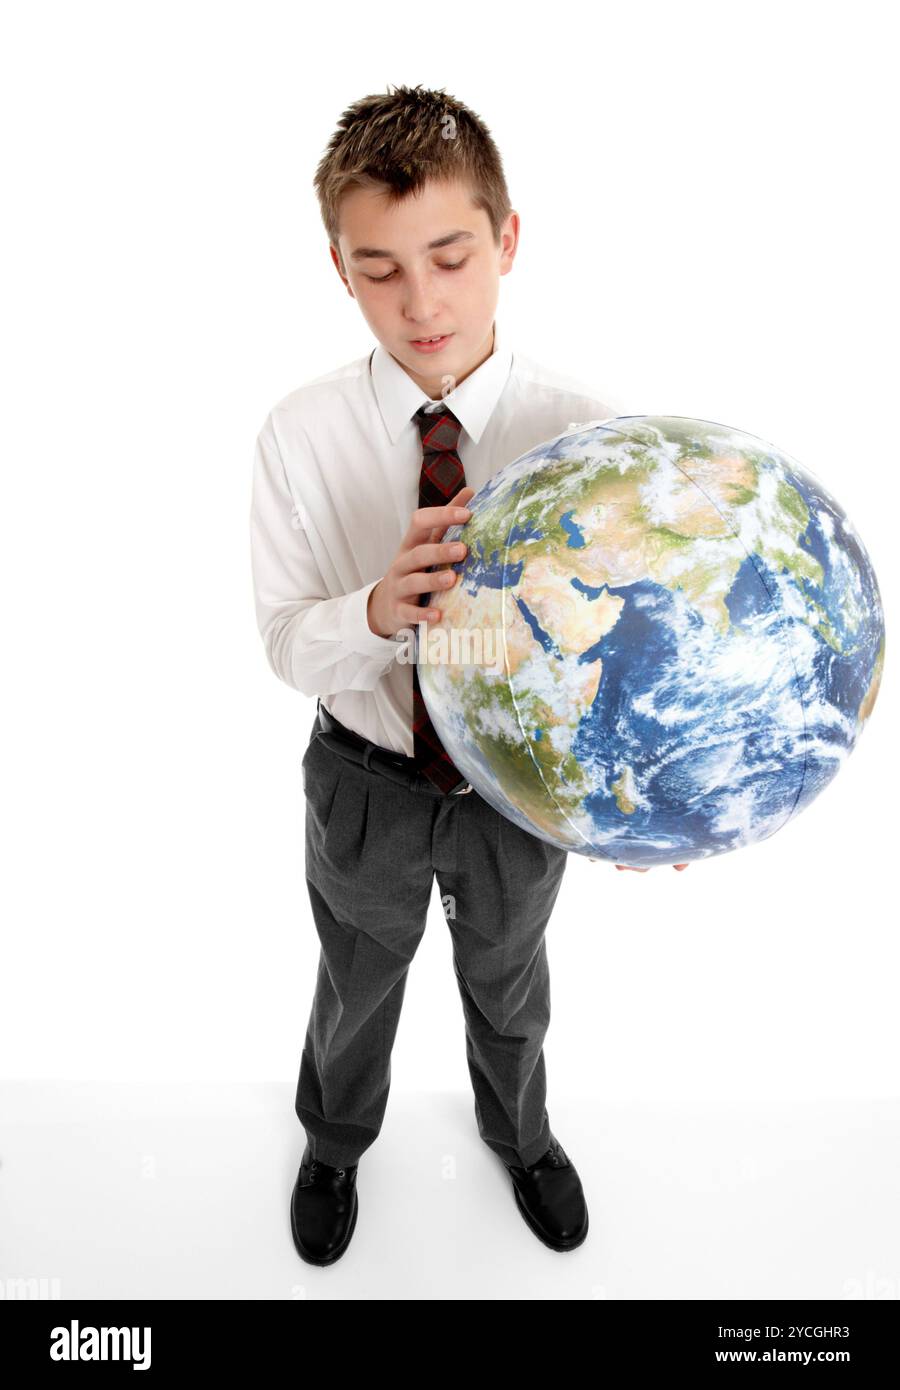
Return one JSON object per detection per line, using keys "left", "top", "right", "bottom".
{"left": 411, "top": 402, "right": 467, "bottom": 793}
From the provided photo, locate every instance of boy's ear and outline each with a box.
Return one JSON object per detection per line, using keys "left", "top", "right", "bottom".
{"left": 498, "top": 210, "right": 520, "bottom": 275}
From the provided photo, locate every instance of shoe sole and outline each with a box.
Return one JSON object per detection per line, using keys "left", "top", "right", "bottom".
{"left": 512, "top": 1183, "right": 589, "bottom": 1253}
{"left": 290, "top": 1187, "right": 359, "bottom": 1266}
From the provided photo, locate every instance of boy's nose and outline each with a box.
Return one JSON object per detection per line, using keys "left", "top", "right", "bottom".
{"left": 404, "top": 284, "right": 441, "bottom": 320}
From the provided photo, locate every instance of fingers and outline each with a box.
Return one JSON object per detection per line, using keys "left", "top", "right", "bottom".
{"left": 392, "top": 566, "right": 458, "bottom": 626}
{"left": 428, "top": 505, "right": 472, "bottom": 542}
{"left": 399, "top": 602, "right": 441, "bottom": 626}
{"left": 401, "top": 567, "right": 460, "bottom": 597}
{"left": 615, "top": 863, "right": 690, "bottom": 872}
{"left": 407, "top": 501, "right": 472, "bottom": 545}
{"left": 400, "top": 540, "right": 468, "bottom": 575}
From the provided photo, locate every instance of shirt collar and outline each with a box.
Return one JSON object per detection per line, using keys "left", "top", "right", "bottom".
{"left": 369, "top": 320, "right": 513, "bottom": 446}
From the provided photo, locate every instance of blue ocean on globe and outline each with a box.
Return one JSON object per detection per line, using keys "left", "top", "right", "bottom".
{"left": 415, "top": 416, "right": 886, "bottom": 866}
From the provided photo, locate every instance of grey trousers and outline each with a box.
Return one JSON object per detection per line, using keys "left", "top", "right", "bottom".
{"left": 295, "top": 712, "right": 569, "bottom": 1170}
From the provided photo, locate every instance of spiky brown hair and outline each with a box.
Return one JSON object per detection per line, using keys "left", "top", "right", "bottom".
{"left": 313, "top": 83, "right": 513, "bottom": 273}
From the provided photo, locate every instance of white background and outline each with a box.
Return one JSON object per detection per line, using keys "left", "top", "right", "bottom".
{"left": 1, "top": 0, "right": 898, "bottom": 1298}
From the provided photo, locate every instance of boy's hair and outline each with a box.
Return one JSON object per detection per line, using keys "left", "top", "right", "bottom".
{"left": 313, "top": 83, "right": 512, "bottom": 273}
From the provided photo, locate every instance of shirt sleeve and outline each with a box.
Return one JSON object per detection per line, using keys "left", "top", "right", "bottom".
{"left": 249, "top": 411, "right": 401, "bottom": 698}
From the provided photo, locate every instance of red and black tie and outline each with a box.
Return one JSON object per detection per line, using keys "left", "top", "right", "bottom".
{"left": 411, "top": 402, "right": 467, "bottom": 793}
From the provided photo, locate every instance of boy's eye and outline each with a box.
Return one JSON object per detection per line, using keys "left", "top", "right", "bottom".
{"left": 365, "top": 259, "right": 468, "bottom": 284}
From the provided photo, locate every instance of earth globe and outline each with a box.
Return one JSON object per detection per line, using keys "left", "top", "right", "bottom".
{"left": 415, "top": 415, "right": 885, "bottom": 867}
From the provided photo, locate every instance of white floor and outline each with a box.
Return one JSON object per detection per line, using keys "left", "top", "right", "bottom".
{"left": 1, "top": 1081, "right": 897, "bottom": 1301}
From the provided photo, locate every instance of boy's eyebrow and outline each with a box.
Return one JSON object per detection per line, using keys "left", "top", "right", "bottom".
{"left": 349, "top": 230, "right": 476, "bottom": 262}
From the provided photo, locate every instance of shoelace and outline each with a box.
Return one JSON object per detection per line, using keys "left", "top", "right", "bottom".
{"left": 530, "top": 1142, "right": 565, "bottom": 1171}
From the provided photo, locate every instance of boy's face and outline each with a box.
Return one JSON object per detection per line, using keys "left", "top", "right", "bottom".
{"left": 331, "top": 176, "right": 518, "bottom": 397}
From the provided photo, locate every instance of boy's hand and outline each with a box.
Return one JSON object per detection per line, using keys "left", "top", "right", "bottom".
{"left": 615, "top": 863, "right": 690, "bottom": 872}
{"left": 367, "top": 486, "right": 475, "bottom": 637}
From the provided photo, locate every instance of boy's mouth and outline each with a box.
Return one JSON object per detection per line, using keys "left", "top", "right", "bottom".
{"left": 409, "top": 333, "right": 454, "bottom": 354}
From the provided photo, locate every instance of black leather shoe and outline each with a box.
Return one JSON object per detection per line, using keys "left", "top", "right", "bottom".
{"left": 506, "top": 1135, "right": 589, "bottom": 1251}
{"left": 290, "top": 1143, "right": 359, "bottom": 1265}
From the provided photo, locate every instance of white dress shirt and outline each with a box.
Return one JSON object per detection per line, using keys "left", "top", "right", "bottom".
{"left": 249, "top": 318, "right": 622, "bottom": 756}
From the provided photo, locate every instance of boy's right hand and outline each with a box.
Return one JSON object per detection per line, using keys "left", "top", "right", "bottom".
{"left": 367, "top": 486, "right": 476, "bottom": 637}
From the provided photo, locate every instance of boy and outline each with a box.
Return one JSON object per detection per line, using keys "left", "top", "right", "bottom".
{"left": 250, "top": 84, "right": 667, "bottom": 1267}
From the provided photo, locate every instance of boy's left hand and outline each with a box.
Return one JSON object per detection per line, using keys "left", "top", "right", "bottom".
{"left": 615, "top": 863, "right": 690, "bottom": 872}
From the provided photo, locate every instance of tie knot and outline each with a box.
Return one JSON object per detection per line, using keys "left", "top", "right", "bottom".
{"left": 413, "top": 403, "right": 463, "bottom": 452}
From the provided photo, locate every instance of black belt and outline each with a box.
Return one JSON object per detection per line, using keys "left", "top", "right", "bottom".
{"left": 314, "top": 700, "right": 473, "bottom": 797}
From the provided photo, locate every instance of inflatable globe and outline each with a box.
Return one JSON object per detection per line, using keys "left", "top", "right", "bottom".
{"left": 415, "top": 416, "right": 885, "bottom": 866}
